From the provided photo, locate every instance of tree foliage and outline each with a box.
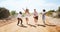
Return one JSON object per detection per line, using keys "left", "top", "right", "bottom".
{"left": 10, "top": 11, "right": 16, "bottom": 16}
{"left": 0, "top": 7, "right": 10, "bottom": 19}
{"left": 46, "top": 10, "right": 55, "bottom": 16}
{"left": 57, "top": 7, "right": 60, "bottom": 12}
{"left": 57, "top": 7, "right": 60, "bottom": 18}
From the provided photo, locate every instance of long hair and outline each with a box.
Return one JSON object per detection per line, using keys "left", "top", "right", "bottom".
{"left": 25, "top": 8, "right": 29, "bottom": 14}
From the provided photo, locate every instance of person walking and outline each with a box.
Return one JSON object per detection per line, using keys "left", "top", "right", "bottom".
{"left": 23, "top": 8, "right": 30, "bottom": 25}
{"left": 42, "top": 9, "right": 46, "bottom": 26}
{"left": 33, "top": 9, "right": 38, "bottom": 25}
{"left": 17, "top": 11, "right": 23, "bottom": 26}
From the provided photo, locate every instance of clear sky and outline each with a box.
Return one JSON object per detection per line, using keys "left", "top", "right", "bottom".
{"left": 0, "top": 0, "right": 60, "bottom": 13}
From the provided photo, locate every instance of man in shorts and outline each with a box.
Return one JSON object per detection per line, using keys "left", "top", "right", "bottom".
{"left": 17, "top": 11, "right": 23, "bottom": 26}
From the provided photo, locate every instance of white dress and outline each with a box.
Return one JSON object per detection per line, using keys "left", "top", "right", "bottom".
{"left": 42, "top": 12, "right": 46, "bottom": 21}
{"left": 25, "top": 13, "right": 30, "bottom": 18}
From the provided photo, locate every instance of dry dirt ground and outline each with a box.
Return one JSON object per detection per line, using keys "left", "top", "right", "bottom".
{"left": 0, "top": 15, "right": 60, "bottom": 32}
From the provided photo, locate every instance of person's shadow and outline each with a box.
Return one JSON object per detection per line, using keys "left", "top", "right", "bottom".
{"left": 18, "top": 25, "right": 27, "bottom": 28}
{"left": 37, "top": 24, "right": 46, "bottom": 27}
{"left": 45, "top": 24, "right": 56, "bottom": 27}
{"left": 37, "top": 24, "right": 56, "bottom": 27}
{"left": 28, "top": 24, "right": 36, "bottom": 28}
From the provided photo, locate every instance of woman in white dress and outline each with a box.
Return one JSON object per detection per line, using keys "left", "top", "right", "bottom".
{"left": 23, "top": 8, "right": 30, "bottom": 24}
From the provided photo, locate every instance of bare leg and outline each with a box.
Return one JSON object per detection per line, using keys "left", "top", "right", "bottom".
{"left": 17, "top": 19, "right": 20, "bottom": 25}
{"left": 26, "top": 18, "right": 28, "bottom": 24}
{"left": 20, "top": 19, "right": 23, "bottom": 25}
{"left": 43, "top": 20, "right": 46, "bottom": 25}
{"left": 34, "top": 16, "right": 38, "bottom": 25}
{"left": 34, "top": 18, "right": 38, "bottom": 25}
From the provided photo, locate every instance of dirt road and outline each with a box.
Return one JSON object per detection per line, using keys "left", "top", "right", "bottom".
{"left": 0, "top": 15, "right": 60, "bottom": 32}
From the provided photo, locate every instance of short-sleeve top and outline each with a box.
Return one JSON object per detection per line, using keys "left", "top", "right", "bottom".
{"left": 17, "top": 13, "right": 22, "bottom": 18}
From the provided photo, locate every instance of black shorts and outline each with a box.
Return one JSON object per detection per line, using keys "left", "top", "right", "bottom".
{"left": 34, "top": 16, "right": 38, "bottom": 20}
{"left": 17, "top": 18, "right": 22, "bottom": 20}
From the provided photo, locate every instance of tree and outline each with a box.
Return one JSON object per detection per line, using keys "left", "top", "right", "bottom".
{"left": 0, "top": 7, "right": 10, "bottom": 19}
{"left": 10, "top": 11, "right": 16, "bottom": 16}
{"left": 57, "top": 7, "right": 60, "bottom": 18}
{"left": 57, "top": 7, "right": 60, "bottom": 12}
{"left": 48, "top": 10, "right": 55, "bottom": 12}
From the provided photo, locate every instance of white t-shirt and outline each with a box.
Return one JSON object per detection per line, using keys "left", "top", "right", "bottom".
{"left": 42, "top": 12, "right": 46, "bottom": 21}
{"left": 17, "top": 13, "right": 22, "bottom": 18}
{"left": 42, "top": 12, "right": 46, "bottom": 16}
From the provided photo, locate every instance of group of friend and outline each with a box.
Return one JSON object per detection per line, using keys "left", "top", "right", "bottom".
{"left": 17, "top": 8, "right": 46, "bottom": 27}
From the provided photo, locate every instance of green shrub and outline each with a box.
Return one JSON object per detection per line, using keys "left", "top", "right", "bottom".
{"left": 46, "top": 10, "right": 55, "bottom": 16}
{"left": 10, "top": 11, "right": 16, "bottom": 16}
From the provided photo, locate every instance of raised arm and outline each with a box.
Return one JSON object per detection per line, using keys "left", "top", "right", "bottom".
{"left": 22, "top": 8, "right": 25, "bottom": 11}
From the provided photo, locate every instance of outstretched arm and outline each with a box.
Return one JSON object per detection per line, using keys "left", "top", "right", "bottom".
{"left": 22, "top": 8, "right": 25, "bottom": 11}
